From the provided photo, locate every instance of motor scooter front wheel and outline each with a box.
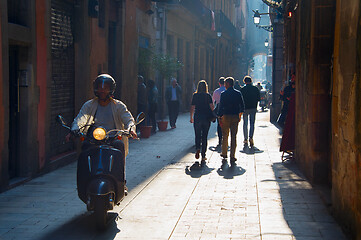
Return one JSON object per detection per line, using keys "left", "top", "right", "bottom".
{"left": 94, "top": 197, "right": 108, "bottom": 230}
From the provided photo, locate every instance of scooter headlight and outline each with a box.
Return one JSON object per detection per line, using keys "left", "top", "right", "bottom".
{"left": 93, "top": 127, "right": 106, "bottom": 140}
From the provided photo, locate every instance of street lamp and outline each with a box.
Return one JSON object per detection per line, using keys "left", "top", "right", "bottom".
{"left": 252, "top": 9, "right": 273, "bottom": 32}
{"left": 253, "top": 10, "right": 261, "bottom": 25}
{"left": 264, "top": 39, "right": 269, "bottom": 48}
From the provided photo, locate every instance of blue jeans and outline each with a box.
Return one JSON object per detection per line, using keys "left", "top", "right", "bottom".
{"left": 243, "top": 108, "right": 257, "bottom": 140}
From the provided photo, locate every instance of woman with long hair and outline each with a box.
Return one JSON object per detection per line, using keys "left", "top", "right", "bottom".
{"left": 190, "top": 80, "right": 214, "bottom": 167}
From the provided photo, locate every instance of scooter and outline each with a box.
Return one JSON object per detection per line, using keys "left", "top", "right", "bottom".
{"left": 259, "top": 89, "right": 269, "bottom": 112}
{"left": 56, "top": 112, "right": 145, "bottom": 230}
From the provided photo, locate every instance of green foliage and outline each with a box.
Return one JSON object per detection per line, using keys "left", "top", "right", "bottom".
{"left": 151, "top": 53, "right": 184, "bottom": 80}
{"left": 138, "top": 49, "right": 183, "bottom": 81}
{"left": 138, "top": 48, "right": 154, "bottom": 76}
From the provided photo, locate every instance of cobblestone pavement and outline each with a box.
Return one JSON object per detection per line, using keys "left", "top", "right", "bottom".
{"left": 0, "top": 111, "right": 348, "bottom": 240}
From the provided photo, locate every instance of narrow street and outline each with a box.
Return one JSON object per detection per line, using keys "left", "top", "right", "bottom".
{"left": 0, "top": 111, "right": 347, "bottom": 240}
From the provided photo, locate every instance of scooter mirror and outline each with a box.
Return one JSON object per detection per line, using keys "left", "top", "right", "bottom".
{"left": 56, "top": 115, "right": 70, "bottom": 129}
{"left": 135, "top": 112, "right": 146, "bottom": 125}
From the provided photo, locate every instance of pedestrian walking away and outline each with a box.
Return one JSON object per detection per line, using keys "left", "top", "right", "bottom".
{"left": 165, "top": 77, "right": 182, "bottom": 129}
{"left": 256, "top": 82, "right": 263, "bottom": 91}
{"left": 212, "top": 77, "right": 226, "bottom": 146}
{"left": 234, "top": 80, "right": 242, "bottom": 91}
{"left": 217, "top": 77, "right": 245, "bottom": 166}
{"left": 190, "top": 80, "right": 214, "bottom": 167}
{"left": 240, "top": 76, "right": 260, "bottom": 147}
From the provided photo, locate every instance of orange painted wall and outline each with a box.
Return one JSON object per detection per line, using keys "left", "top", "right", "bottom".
{"left": 36, "top": 0, "right": 47, "bottom": 169}
{"left": 121, "top": 0, "right": 138, "bottom": 113}
{"left": 90, "top": 18, "right": 107, "bottom": 81}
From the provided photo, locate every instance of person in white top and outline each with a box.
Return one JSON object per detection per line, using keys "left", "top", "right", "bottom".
{"left": 212, "top": 77, "right": 226, "bottom": 146}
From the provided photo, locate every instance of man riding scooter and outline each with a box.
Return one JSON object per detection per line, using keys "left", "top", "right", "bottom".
{"left": 66, "top": 74, "right": 138, "bottom": 192}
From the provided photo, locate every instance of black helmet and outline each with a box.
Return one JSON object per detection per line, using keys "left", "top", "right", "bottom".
{"left": 93, "top": 74, "right": 116, "bottom": 98}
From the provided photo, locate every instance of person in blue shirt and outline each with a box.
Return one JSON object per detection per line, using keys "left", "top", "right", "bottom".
{"left": 218, "top": 77, "right": 245, "bottom": 165}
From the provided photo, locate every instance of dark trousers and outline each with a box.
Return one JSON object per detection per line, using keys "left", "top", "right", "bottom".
{"left": 147, "top": 104, "right": 157, "bottom": 133}
{"left": 194, "top": 118, "right": 211, "bottom": 158}
{"left": 168, "top": 100, "right": 179, "bottom": 127}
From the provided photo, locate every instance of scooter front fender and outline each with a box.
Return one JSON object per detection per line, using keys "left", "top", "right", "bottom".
{"left": 87, "top": 178, "right": 115, "bottom": 196}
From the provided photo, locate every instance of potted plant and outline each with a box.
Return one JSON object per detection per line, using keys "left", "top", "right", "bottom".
{"left": 139, "top": 125, "right": 152, "bottom": 138}
{"left": 151, "top": 53, "right": 183, "bottom": 131}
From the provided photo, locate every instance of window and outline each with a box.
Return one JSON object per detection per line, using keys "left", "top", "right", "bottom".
{"left": 8, "top": 0, "right": 29, "bottom": 26}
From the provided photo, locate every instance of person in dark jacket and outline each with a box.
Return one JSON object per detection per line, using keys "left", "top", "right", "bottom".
{"left": 147, "top": 79, "right": 158, "bottom": 134}
{"left": 218, "top": 77, "right": 245, "bottom": 165}
{"left": 137, "top": 75, "right": 147, "bottom": 115}
{"left": 277, "top": 74, "right": 295, "bottom": 128}
{"left": 190, "top": 80, "right": 214, "bottom": 166}
{"left": 240, "top": 76, "right": 260, "bottom": 147}
{"left": 165, "top": 77, "right": 182, "bottom": 129}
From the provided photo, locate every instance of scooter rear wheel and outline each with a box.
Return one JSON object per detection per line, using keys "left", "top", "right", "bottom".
{"left": 94, "top": 197, "right": 108, "bottom": 230}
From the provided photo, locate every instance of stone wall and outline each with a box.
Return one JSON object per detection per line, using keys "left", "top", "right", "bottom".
{"left": 295, "top": 0, "right": 335, "bottom": 184}
{"left": 331, "top": 0, "right": 361, "bottom": 238}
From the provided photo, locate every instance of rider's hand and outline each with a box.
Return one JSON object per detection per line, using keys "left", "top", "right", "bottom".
{"left": 129, "top": 130, "right": 138, "bottom": 139}
{"left": 65, "top": 130, "right": 79, "bottom": 142}
{"left": 65, "top": 133, "right": 72, "bottom": 142}
{"left": 190, "top": 117, "right": 194, "bottom": 123}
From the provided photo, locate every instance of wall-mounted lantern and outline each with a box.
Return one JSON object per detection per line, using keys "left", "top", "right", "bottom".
{"left": 264, "top": 39, "right": 269, "bottom": 48}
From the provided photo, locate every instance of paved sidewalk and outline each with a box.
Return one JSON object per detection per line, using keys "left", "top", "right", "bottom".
{"left": 0, "top": 111, "right": 348, "bottom": 240}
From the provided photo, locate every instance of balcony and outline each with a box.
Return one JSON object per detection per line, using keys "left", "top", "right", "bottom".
{"left": 151, "top": 0, "right": 181, "bottom": 3}
{"left": 215, "top": 10, "right": 237, "bottom": 40}
{"left": 180, "top": 0, "right": 207, "bottom": 17}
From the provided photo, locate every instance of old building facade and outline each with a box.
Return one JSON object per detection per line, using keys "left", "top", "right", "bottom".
{"left": 271, "top": 0, "right": 361, "bottom": 238}
{"left": 0, "top": 0, "right": 244, "bottom": 191}
{"left": 0, "top": 0, "right": 127, "bottom": 190}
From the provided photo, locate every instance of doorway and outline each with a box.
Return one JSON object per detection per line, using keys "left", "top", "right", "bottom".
{"left": 8, "top": 46, "right": 20, "bottom": 179}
